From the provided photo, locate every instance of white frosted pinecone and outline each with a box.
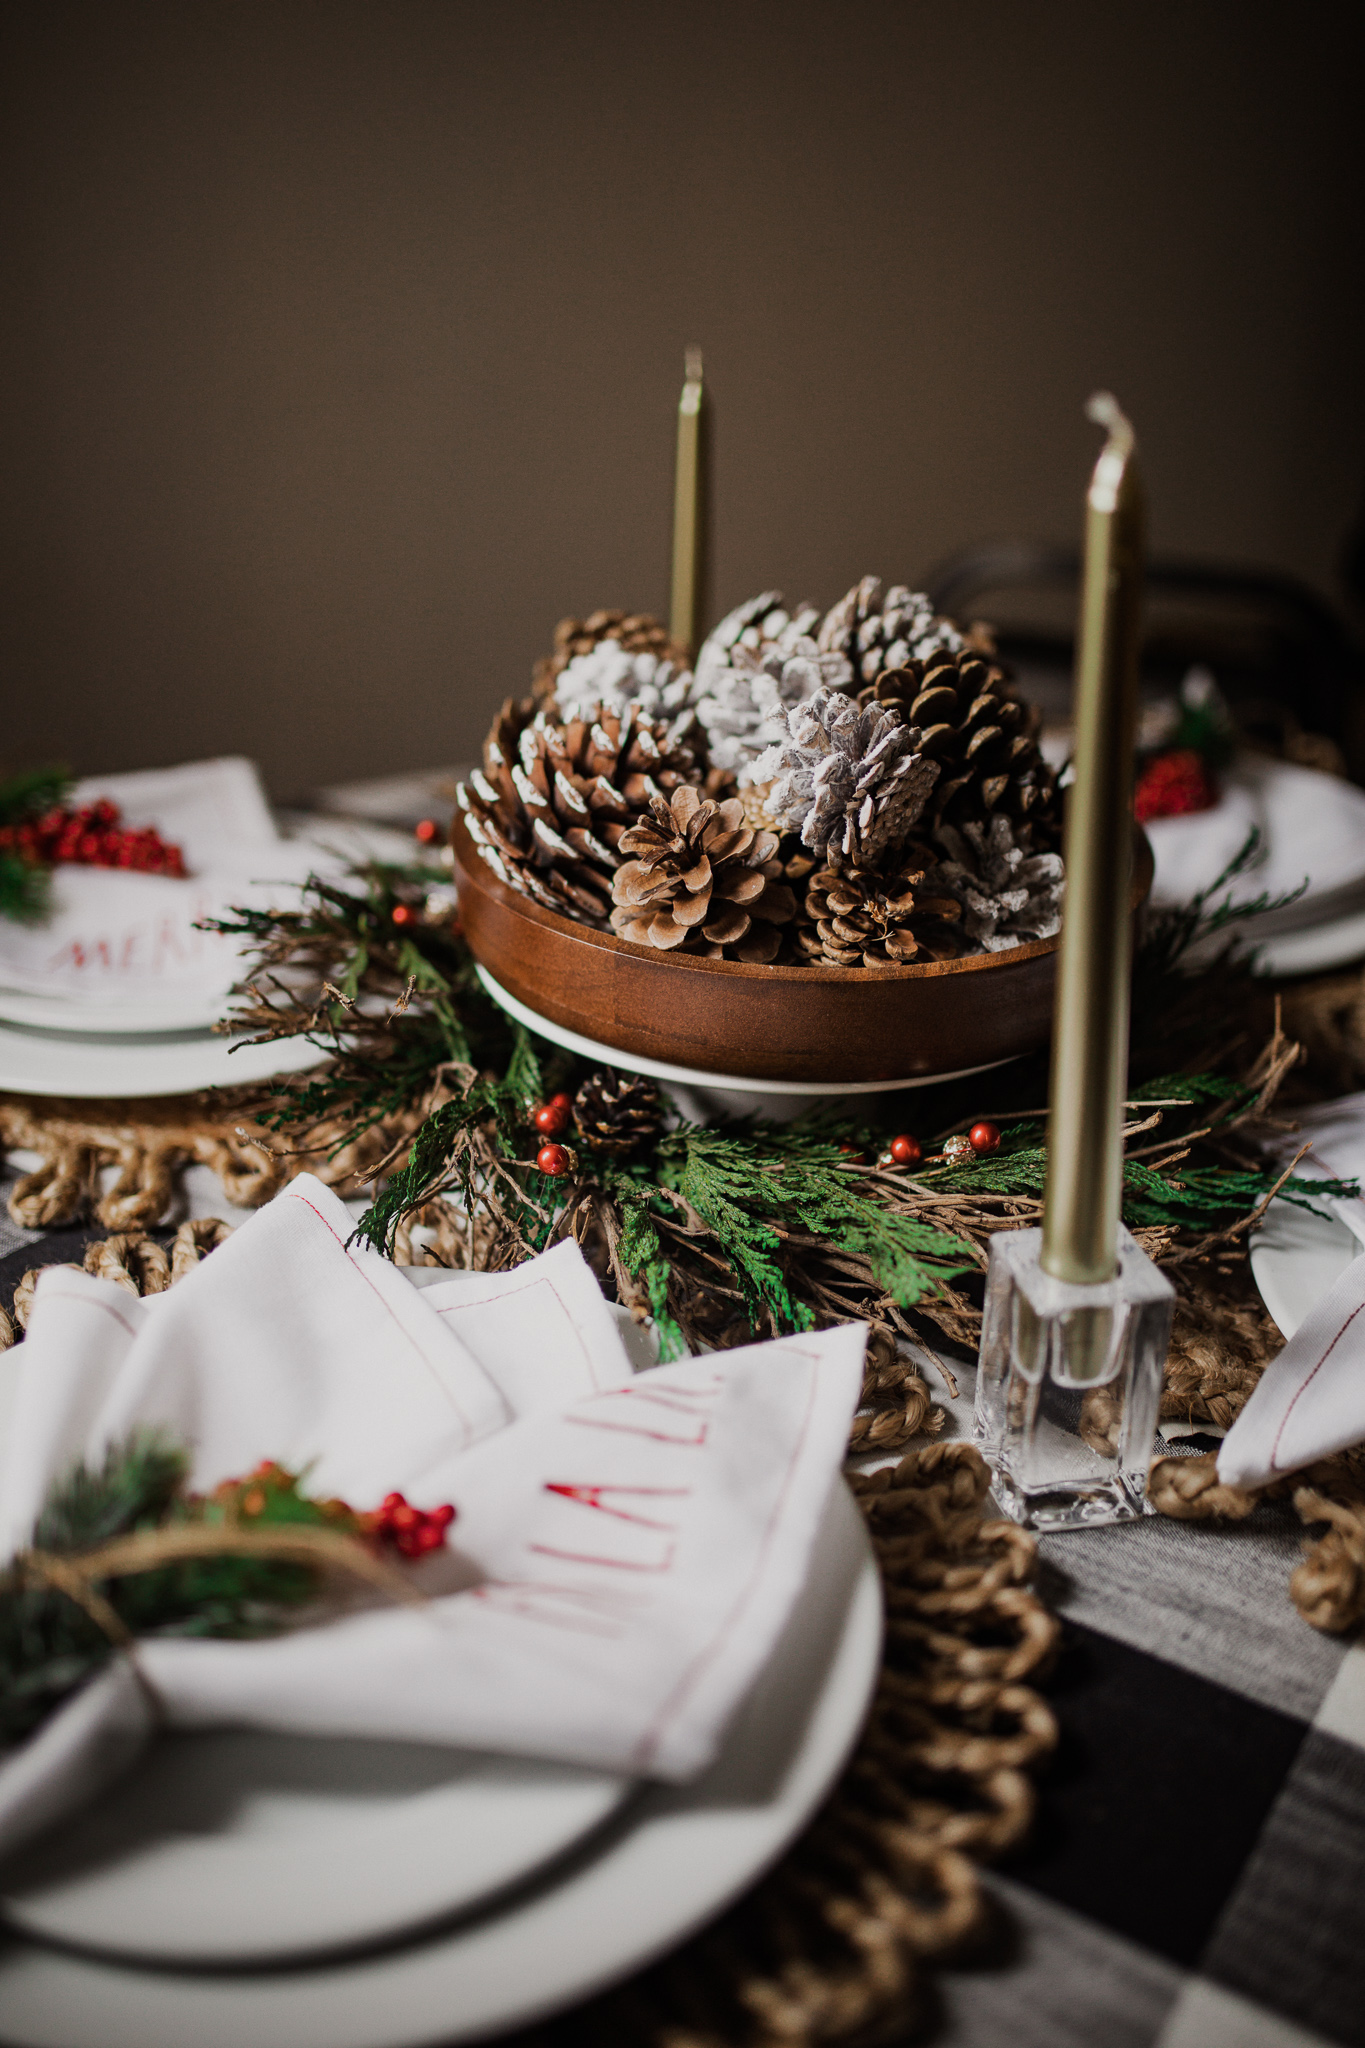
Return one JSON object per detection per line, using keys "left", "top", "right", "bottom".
{"left": 924, "top": 816, "right": 1065, "bottom": 952}
{"left": 554, "top": 640, "right": 697, "bottom": 723}
{"left": 752, "top": 687, "right": 940, "bottom": 870}
{"left": 693, "top": 635, "right": 852, "bottom": 784}
{"left": 693, "top": 590, "right": 829, "bottom": 691}
{"left": 817, "top": 575, "right": 964, "bottom": 687}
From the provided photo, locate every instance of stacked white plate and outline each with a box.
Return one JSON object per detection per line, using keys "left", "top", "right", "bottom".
{"left": 0, "top": 761, "right": 418, "bottom": 1098}
{"left": 0, "top": 1292, "right": 881, "bottom": 2048}
{"left": 1145, "top": 754, "right": 1365, "bottom": 975}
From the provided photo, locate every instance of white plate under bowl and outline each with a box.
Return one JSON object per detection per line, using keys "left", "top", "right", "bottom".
{"left": 475, "top": 964, "right": 1010, "bottom": 1122}
{"left": 1250, "top": 1197, "right": 1360, "bottom": 1339}
{"left": 0, "top": 1478, "right": 879, "bottom": 2047}
{"left": 0, "top": 1021, "right": 328, "bottom": 1098}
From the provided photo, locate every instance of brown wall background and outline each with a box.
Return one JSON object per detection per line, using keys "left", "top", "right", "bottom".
{"left": 2, "top": 0, "right": 1362, "bottom": 798}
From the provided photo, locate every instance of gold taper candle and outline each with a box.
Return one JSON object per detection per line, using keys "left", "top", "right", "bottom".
{"left": 669, "top": 346, "right": 705, "bottom": 655}
{"left": 1041, "top": 394, "right": 1146, "bottom": 1284}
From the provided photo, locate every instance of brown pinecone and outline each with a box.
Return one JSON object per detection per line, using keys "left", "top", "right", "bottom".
{"left": 792, "top": 852, "right": 970, "bottom": 967}
{"left": 610, "top": 786, "right": 798, "bottom": 963}
{"left": 532, "top": 610, "right": 688, "bottom": 703}
{"left": 858, "top": 653, "right": 1059, "bottom": 844}
{"left": 456, "top": 698, "right": 703, "bottom": 927}
{"left": 572, "top": 1071, "right": 666, "bottom": 1156}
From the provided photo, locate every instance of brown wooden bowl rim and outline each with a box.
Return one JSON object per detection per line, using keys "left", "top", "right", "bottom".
{"left": 452, "top": 816, "right": 1154, "bottom": 983}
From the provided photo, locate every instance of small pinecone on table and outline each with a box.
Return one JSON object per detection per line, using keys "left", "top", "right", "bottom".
{"left": 751, "top": 687, "right": 940, "bottom": 871}
{"left": 816, "top": 577, "right": 966, "bottom": 686}
{"left": 792, "top": 854, "right": 971, "bottom": 967}
{"left": 532, "top": 610, "right": 688, "bottom": 703}
{"left": 924, "top": 816, "right": 1065, "bottom": 951}
{"left": 610, "top": 786, "right": 798, "bottom": 963}
{"left": 457, "top": 699, "right": 702, "bottom": 926}
{"left": 572, "top": 1071, "right": 666, "bottom": 1156}
{"left": 858, "top": 654, "right": 1060, "bottom": 845}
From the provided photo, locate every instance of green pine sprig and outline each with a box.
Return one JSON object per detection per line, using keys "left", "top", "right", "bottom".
{"left": 2, "top": 1433, "right": 336, "bottom": 1751}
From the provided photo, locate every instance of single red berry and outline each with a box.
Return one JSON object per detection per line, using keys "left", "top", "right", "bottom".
{"left": 391, "top": 902, "right": 417, "bottom": 926}
{"left": 968, "top": 1121, "right": 1001, "bottom": 1156}
{"left": 533, "top": 1101, "right": 570, "bottom": 1137}
{"left": 549, "top": 1091, "right": 573, "bottom": 1111}
{"left": 414, "top": 818, "right": 440, "bottom": 844}
{"left": 381, "top": 1492, "right": 404, "bottom": 1513}
{"left": 389, "top": 1502, "right": 420, "bottom": 1531}
{"left": 537, "top": 1143, "right": 571, "bottom": 1177}
{"left": 431, "top": 1502, "right": 456, "bottom": 1527}
{"left": 889, "top": 1134, "right": 922, "bottom": 1167}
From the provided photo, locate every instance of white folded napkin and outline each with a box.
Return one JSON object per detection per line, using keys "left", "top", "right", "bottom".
{"left": 1217, "top": 1094, "right": 1365, "bottom": 1488}
{"left": 1218, "top": 1250, "right": 1365, "bottom": 1490}
{"left": 0, "top": 1177, "right": 864, "bottom": 1853}
{"left": 0, "top": 758, "right": 330, "bottom": 1021}
{"left": 1265, "top": 1090, "right": 1365, "bottom": 1249}
{"left": 1145, "top": 755, "right": 1365, "bottom": 930}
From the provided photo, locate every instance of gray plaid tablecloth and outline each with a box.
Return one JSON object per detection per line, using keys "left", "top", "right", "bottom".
{"left": 915, "top": 1361, "right": 1365, "bottom": 2048}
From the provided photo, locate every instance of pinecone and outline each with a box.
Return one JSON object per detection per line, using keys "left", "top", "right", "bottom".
{"left": 858, "top": 655, "right": 1060, "bottom": 843}
{"left": 692, "top": 635, "right": 851, "bottom": 785}
{"left": 923, "top": 816, "right": 1065, "bottom": 952}
{"left": 532, "top": 610, "right": 687, "bottom": 703}
{"left": 610, "top": 786, "right": 798, "bottom": 963}
{"left": 694, "top": 590, "right": 825, "bottom": 689}
{"left": 572, "top": 1071, "right": 666, "bottom": 1156}
{"left": 817, "top": 577, "right": 965, "bottom": 686}
{"left": 456, "top": 699, "right": 702, "bottom": 927}
{"left": 793, "top": 854, "right": 971, "bottom": 966}
{"left": 553, "top": 640, "right": 697, "bottom": 724}
{"left": 751, "top": 688, "right": 940, "bottom": 871}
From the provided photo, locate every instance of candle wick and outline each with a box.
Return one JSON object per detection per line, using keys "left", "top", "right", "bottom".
{"left": 1085, "top": 390, "right": 1134, "bottom": 456}
{"left": 684, "top": 345, "right": 704, "bottom": 386}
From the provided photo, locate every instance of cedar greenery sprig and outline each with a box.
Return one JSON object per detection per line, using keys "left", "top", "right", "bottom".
{"left": 1, "top": 1433, "right": 373, "bottom": 1751}
{"left": 207, "top": 827, "right": 1355, "bottom": 1361}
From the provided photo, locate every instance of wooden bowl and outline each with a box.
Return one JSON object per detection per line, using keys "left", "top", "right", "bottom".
{"left": 452, "top": 815, "right": 1154, "bottom": 1087}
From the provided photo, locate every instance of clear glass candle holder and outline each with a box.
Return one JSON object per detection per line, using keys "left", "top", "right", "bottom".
{"left": 973, "top": 1225, "right": 1175, "bottom": 1532}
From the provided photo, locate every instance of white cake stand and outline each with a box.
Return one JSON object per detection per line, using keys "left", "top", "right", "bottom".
{"left": 475, "top": 965, "right": 1010, "bottom": 1122}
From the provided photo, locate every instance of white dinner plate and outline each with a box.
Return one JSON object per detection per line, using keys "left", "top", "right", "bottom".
{"left": 0, "top": 1479, "right": 880, "bottom": 2047}
{"left": 474, "top": 964, "right": 1010, "bottom": 1122}
{"left": 0, "top": 1020, "right": 328, "bottom": 1097}
{"left": 1250, "top": 904, "right": 1365, "bottom": 978}
{"left": 2, "top": 1736, "right": 632, "bottom": 1969}
{"left": 0, "top": 818, "right": 421, "bottom": 1039}
{"left": 1250, "top": 1196, "right": 1360, "bottom": 1339}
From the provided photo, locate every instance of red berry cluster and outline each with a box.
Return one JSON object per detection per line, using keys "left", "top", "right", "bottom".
{"left": 1134, "top": 748, "right": 1217, "bottom": 823}
{"left": 532, "top": 1092, "right": 575, "bottom": 1175}
{"left": 369, "top": 1491, "right": 457, "bottom": 1558}
{"left": 0, "top": 800, "right": 187, "bottom": 877}
{"left": 885, "top": 1120, "right": 1001, "bottom": 1168}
